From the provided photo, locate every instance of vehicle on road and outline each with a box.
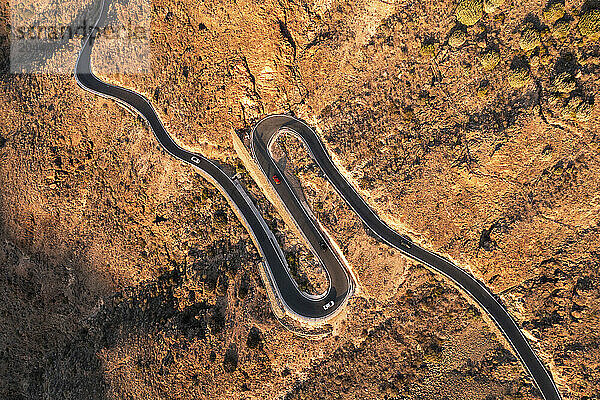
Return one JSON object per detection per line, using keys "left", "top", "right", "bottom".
{"left": 272, "top": 175, "right": 281, "bottom": 185}
{"left": 318, "top": 240, "right": 328, "bottom": 250}
{"left": 323, "top": 300, "right": 334, "bottom": 310}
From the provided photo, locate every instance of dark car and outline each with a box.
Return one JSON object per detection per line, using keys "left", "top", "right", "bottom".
{"left": 319, "top": 240, "right": 328, "bottom": 250}
{"left": 400, "top": 235, "right": 412, "bottom": 249}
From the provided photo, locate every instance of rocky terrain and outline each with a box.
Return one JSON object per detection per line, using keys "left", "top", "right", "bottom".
{"left": 1, "top": 0, "right": 599, "bottom": 398}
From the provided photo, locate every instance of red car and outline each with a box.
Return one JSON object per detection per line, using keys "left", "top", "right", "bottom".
{"left": 272, "top": 175, "right": 281, "bottom": 185}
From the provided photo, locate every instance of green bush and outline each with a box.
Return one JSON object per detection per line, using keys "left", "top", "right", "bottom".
{"left": 520, "top": 28, "right": 541, "bottom": 51}
{"left": 479, "top": 49, "right": 501, "bottom": 70}
{"left": 578, "top": 9, "right": 600, "bottom": 37}
{"left": 507, "top": 67, "right": 531, "bottom": 88}
{"left": 456, "top": 0, "right": 484, "bottom": 26}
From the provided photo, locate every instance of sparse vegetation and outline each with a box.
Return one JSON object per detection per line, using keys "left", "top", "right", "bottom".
{"left": 2, "top": 0, "right": 600, "bottom": 399}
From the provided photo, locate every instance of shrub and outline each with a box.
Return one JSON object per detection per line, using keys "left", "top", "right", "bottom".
{"left": 578, "top": 9, "right": 600, "bottom": 37}
{"left": 483, "top": 0, "right": 504, "bottom": 13}
{"left": 420, "top": 42, "right": 437, "bottom": 58}
{"left": 479, "top": 49, "right": 501, "bottom": 70}
{"left": 456, "top": 0, "right": 484, "bottom": 26}
{"left": 552, "top": 19, "right": 571, "bottom": 39}
{"left": 507, "top": 67, "right": 531, "bottom": 88}
{"left": 543, "top": 3, "right": 566, "bottom": 24}
{"left": 562, "top": 96, "right": 594, "bottom": 120}
{"left": 551, "top": 72, "right": 576, "bottom": 93}
{"left": 519, "top": 28, "right": 541, "bottom": 51}
{"left": 449, "top": 29, "right": 467, "bottom": 47}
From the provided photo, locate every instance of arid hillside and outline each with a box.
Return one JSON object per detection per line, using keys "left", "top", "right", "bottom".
{"left": 0, "top": 0, "right": 599, "bottom": 398}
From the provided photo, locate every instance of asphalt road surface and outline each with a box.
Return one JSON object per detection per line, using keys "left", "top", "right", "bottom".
{"left": 74, "top": 1, "right": 561, "bottom": 399}
{"left": 75, "top": 0, "right": 352, "bottom": 320}
{"left": 251, "top": 115, "right": 562, "bottom": 400}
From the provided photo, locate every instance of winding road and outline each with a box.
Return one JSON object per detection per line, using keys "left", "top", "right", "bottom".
{"left": 74, "top": 1, "right": 562, "bottom": 399}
